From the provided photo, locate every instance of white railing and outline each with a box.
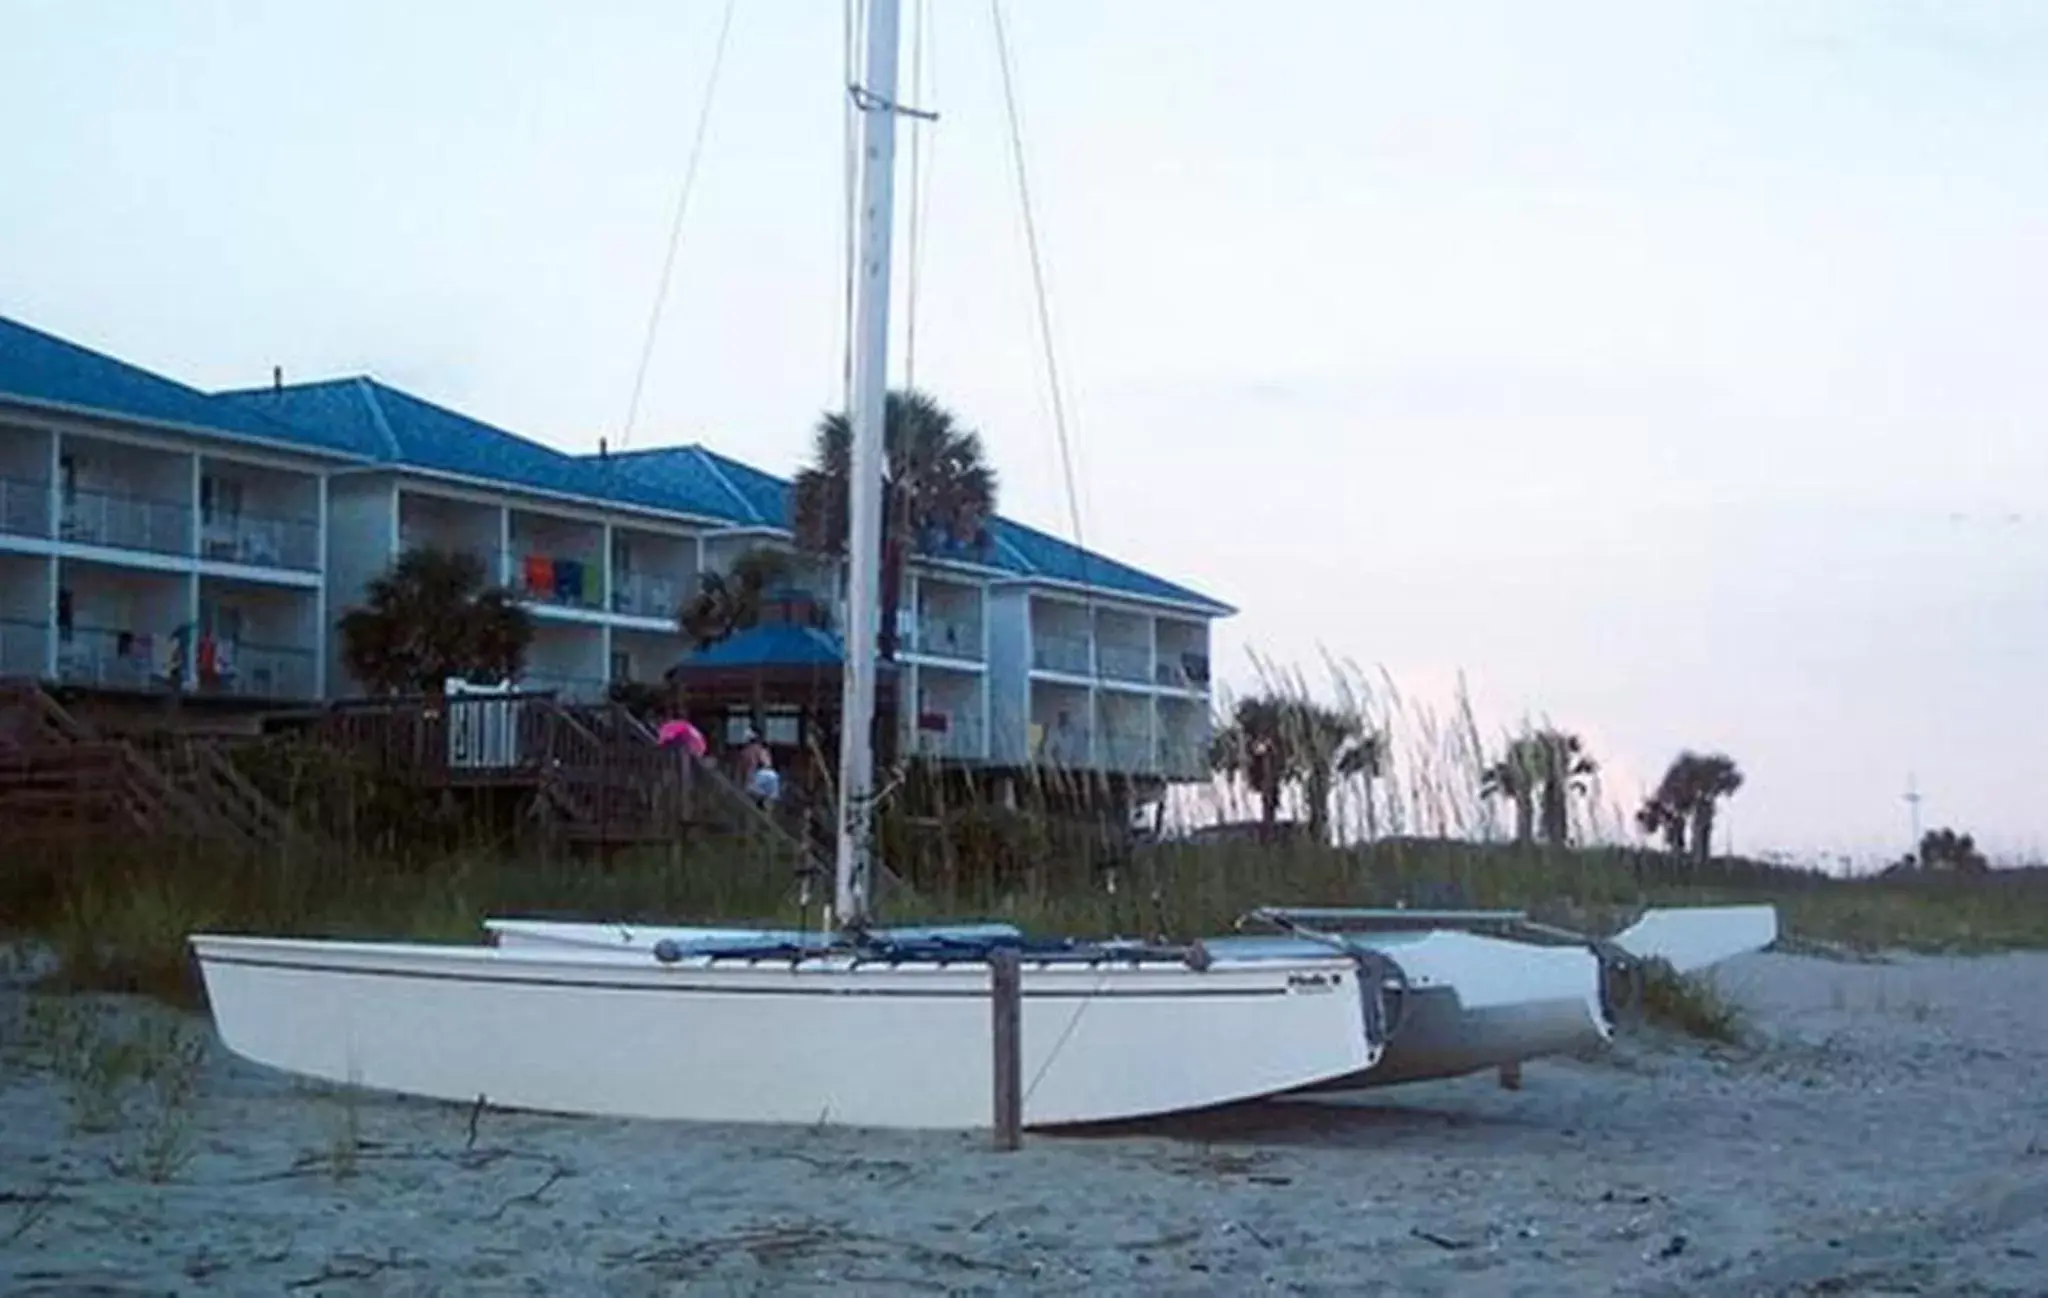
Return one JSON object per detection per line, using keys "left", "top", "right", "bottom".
{"left": 1096, "top": 641, "right": 1152, "bottom": 683}
{"left": 910, "top": 713, "right": 986, "bottom": 759}
{"left": 1031, "top": 632, "right": 1091, "bottom": 676}
{"left": 0, "top": 618, "right": 48, "bottom": 677}
{"left": 0, "top": 478, "right": 51, "bottom": 539}
{"left": 199, "top": 512, "right": 320, "bottom": 571}
{"left": 1099, "top": 732, "right": 1156, "bottom": 773}
{"left": 59, "top": 488, "right": 190, "bottom": 556}
{"left": 612, "top": 569, "right": 688, "bottom": 618}
{"left": 910, "top": 615, "right": 983, "bottom": 661}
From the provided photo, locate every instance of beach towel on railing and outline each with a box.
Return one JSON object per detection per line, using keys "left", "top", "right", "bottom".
{"left": 555, "top": 559, "right": 585, "bottom": 603}
{"left": 523, "top": 554, "right": 555, "bottom": 596}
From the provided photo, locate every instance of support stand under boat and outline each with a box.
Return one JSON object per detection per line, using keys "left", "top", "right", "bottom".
{"left": 989, "top": 947, "right": 1022, "bottom": 1151}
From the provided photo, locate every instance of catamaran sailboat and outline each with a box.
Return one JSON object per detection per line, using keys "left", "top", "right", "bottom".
{"left": 188, "top": 0, "right": 1777, "bottom": 1131}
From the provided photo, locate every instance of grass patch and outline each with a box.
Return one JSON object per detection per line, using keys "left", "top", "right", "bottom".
{"left": 17, "top": 995, "right": 208, "bottom": 1181}
{"left": 1639, "top": 961, "right": 1746, "bottom": 1045}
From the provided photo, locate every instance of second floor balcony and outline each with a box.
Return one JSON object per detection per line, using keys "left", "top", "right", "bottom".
{"left": 1031, "top": 632, "right": 1091, "bottom": 676}
{"left": 199, "top": 511, "right": 321, "bottom": 572}
{"left": 909, "top": 712, "right": 986, "bottom": 760}
{"left": 0, "top": 618, "right": 47, "bottom": 677}
{"left": 505, "top": 550, "right": 606, "bottom": 613}
{"left": 0, "top": 477, "right": 51, "bottom": 540}
{"left": 611, "top": 568, "right": 688, "bottom": 620}
{"left": 59, "top": 488, "right": 190, "bottom": 556}
{"left": 907, "top": 614, "right": 983, "bottom": 661}
{"left": 1096, "top": 641, "right": 1152, "bottom": 684}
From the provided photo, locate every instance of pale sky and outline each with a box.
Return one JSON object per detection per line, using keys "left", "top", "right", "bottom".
{"left": 3, "top": 1, "right": 2043, "bottom": 864}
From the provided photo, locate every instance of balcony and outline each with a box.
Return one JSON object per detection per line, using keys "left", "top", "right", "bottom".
{"left": 1157, "top": 736, "right": 1208, "bottom": 780}
{"left": 54, "top": 626, "right": 172, "bottom": 691}
{"left": 1100, "top": 732, "right": 1155, "bottom": 773}
{"left": 196, "top": 641, "right": 318, "bottom": 700}
{"left": 908, "top": 614, "right": 983, "bottom": 662}
{"left": 910, "top": 713, "right": 985, "bottom": 760}
{"left": 199, "top": 512, "right": 320, "bottom": 572}
{"left": 59, "top": 488, "right": 190, "bottom": 557}
{"left": 504, "top": 550, "right": 605, "bottom": 613}
{"left": 1154, "top": 649, "right": 1213, "bottom": 691}
{"left": 611, "top": 569, "right": 687, "bottom": 620}
{"left": 0, "top": 618, "right": 47, "bottom": 677}
{"left": 1097, "top": 641, "right": 1152, "bottom": 684}
{"left": 0, "top": 478, "right": 51, "bottom": 539}
{"left": 1032, "top": 723, "right": 1093, "bottom": 767}
{"left": 1031, "top": 632, "right": 1091, "bottom": 676}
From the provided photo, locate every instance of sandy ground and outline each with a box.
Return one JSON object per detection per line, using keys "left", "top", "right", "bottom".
{"left": 5, "top": 949, "right": 2048, "bottom": 1297}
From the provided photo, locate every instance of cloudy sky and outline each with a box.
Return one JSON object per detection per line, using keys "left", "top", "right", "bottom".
{"left": 3, "top": 0, "right": 2043, "bottom": 863}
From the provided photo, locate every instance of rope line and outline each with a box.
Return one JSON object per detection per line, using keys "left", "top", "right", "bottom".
{"left": 620, "top": 0, "right": 740, "bottom": 448}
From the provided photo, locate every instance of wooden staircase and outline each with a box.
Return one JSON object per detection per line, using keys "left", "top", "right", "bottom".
{"left": 0, "top": 678, "right": 296, "bottom": 857}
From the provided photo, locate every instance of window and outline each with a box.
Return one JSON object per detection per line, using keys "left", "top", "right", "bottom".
{"left": 56, "top": 588, "right": 72, "bottom": 640}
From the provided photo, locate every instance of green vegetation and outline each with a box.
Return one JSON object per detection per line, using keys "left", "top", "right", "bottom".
{"left": 337, "top": 545, "right": 534, "bottom": 695}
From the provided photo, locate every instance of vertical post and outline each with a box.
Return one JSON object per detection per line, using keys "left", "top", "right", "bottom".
{"left": 834, "top": 0, "right": 904, "bottom": 930}
{"left": 990, "top": 948, "right": 1022, "bottom": 1151}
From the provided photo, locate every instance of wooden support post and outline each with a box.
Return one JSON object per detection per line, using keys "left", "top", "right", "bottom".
{"left": 990, "top": 948, "right": 1022, "bottom": 1151}
{"left": 1498, "top": 1061, "right": 1523, "bottom": 1091}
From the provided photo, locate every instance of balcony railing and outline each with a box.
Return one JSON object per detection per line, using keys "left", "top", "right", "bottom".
{"left": 191, "top": 641, "right": 318, "bottom": 700}
{"left": 505, "top": 549, "right": 606, "bottom": 611}
{"left": 1032, "top": 724, "right": 1093, "bottom": 767}
{"left": 59, "top": 488, "right": 190, "bottom": 556}
{"left": 611, "top": 569, "right": 688, "bottom": 619}
{"left": 199, "top": 512, "right": 320, "bottom": 572}
{"left": 396, "top": 533, "right": 497, "bottom": 574}
{"left": 0, "top": 477, "right": 51, "bottom": 539}
{"left": 1155, "top": 649, "right": 1213, "bottom": 691}
{"left": 1156, "top": 737, "right": 1209, "bottom": 780}
{"left": 1096, "top": 641, "right": 1152, "bottom": 683}
{"left": 1099, "top": 732, "right": 1156, "bottom": 773}
{"left": 0, "top": 618, "right": 48, "bottom": 677}
{"left": 54, "top": 626, "right": 174, "bottom": 691}
{"left": 910, "top": 712, "right": 986, "bottom": 759}
{"left": 1031, "top": 631, "right": 1091, "bottom": 676}
{"left": 908, "top": 615, "right": 983, "bottom": 661}
{"left": 519, "top": 670, "right": 610, "bottom": 702}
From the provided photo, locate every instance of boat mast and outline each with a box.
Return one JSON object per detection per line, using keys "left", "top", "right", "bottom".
{"left": 835, "top": 0, "right": 904, "bottom": 932}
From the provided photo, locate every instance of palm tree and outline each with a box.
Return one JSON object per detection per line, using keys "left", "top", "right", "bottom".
{"left": 1293, "top": 703, "right": 1384, "bottom": 845}
{"left": 1641, "top": 751, "right": 1743, "bottom": 861}
{"left": 1919, "top": 827, "right": 1988, "bottom": 875}
{"left": 790, "top": 389, "right": 998, "bottom": 662}
{"left": 1531, "top": 730, "right": 1598, "bottom": 846}
{"left": 1480, "top": 736, "right": 1548, "bottom": 843}
{"left": 678, "top": 546, "right": 799, "bottom": 650}
{"left": 1208, "top": 695, "right": 1296, "bottom": 831}
{"left": 338, "top": 546, "right": 533, "bottom": 695}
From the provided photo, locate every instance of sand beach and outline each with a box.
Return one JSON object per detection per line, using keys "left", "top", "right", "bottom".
{"left": 5, "top": 949, "right": 2047, "bottom": 1296}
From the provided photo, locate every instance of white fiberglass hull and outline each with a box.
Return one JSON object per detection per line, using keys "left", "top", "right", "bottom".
{"left": 189, "top": 934, "right": 1377, "bottom": 1129}
{"left": 1205, "top": 930, "right": 1610, "bottom": 1089}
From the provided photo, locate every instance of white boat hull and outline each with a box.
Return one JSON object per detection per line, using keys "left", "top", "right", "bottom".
{"left": 189, "top": 934, "right": 1378, "bottom": 1129}
{"left": 1204, "top": 930, "right": 1610, "bottom": 1089}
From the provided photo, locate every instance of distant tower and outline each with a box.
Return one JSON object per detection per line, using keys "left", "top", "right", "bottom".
{"left": 1903, "top": 773, "right": 1923, "bottom": 854}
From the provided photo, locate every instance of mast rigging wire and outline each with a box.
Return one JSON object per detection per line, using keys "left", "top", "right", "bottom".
{"left": 620, "top": 0, "right": 740, "bottom": 449}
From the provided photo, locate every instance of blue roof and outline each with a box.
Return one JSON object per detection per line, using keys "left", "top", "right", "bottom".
{"left": 586, "top": 445, "right": 1230, "bottom": 612}
{"left": 0, "top": 314, "right": 366, "bottom": 458}
{"left": 586, "top": 444, "right": 781, "bottom": 525}
{"left": 675, "top": 623, "right": 863, "bottom": 671}
{"left": 219, "top": 379, "right": 730, "bottom": 520}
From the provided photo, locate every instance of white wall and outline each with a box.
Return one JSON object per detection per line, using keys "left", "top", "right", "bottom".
{"left": 0, "top": 553, "right": 50, "bottom": 676}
